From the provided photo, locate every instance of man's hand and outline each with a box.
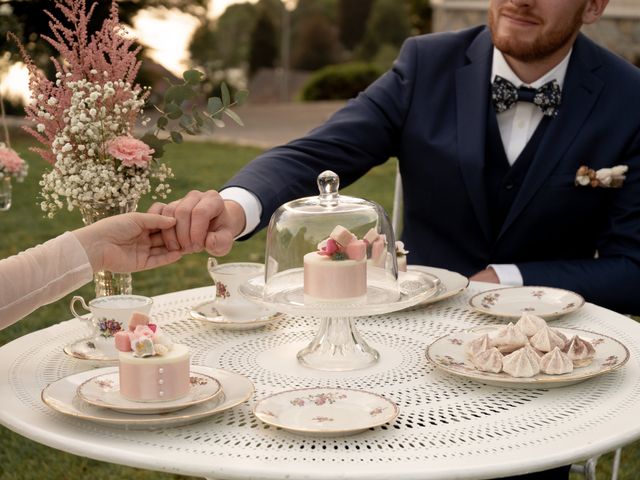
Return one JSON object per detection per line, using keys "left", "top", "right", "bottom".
{"left": 73, "top": 213, "right": 183, "bottom": 273}
{"left": 469, "top": 267, "right": 500, "bottom": 284}
{"left": 148, "top": 190, "right": 247, "bottom": 256}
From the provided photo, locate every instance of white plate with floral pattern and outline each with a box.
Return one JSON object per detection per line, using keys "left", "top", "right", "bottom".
{"left": 426, "top": 326, "right": 629, "bottom": 388}
{"left": 190, "top": 300, "right": 285, "bottom": 330}
{"left": 77, "top": 371, "right": 223, "bottom": 414}
{"left": 42, "top": 366, "right": 254, "bottom": 429}
{"left": 468, "top": 286, "right": 585, "bottom": 319}
{"left": 253, "top": 387, "right": 398, "bottom": 436}
{"left": 407, "top": 265, "right": 469, "bottom": 304}
{"left": 63, "top": 337, "right": 118, "bottom": 364}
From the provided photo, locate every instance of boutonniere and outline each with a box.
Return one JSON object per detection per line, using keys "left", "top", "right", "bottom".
{"left": 575, "top": 165, "right": 628, "bottom": 188}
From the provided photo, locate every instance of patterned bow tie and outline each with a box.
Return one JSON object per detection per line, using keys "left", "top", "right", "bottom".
{"left": 491, "top": 75, "right": 562, "bottom": 117}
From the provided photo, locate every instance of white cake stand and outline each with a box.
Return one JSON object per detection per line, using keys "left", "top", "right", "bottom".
{"left": 239, "top": 269, "right": 439, "bottom": 371}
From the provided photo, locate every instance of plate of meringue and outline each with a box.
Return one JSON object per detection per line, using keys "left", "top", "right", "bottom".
{"left": 426, "top": 313, "right": 629, "bottom": 388}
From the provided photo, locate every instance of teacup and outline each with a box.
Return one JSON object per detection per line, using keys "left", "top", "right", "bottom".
{"left": 207, "top": 259, "right": 266, "bottom": 321}
{"left": 70, "top": 294, "right": 153, "bottom": 355}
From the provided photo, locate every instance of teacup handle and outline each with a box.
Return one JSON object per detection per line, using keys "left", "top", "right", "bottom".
{"left": 70, "top": 296, "right": 91, "bottom": 324}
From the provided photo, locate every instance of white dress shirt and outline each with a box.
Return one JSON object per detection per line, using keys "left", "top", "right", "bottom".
{"left": 221, "top": 47, "right": 573, "bottom": 286}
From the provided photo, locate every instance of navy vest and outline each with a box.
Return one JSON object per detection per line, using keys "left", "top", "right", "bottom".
{"left": 484, "top": 109, "right": 551, "bottom": 240}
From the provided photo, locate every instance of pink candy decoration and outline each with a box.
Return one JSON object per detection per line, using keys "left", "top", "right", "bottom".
{"left": 106, "top": 136, "right": 154, "bottom": 168}
{"left": 115, "top": 331, "right": 133, "bottom": 352}
{"left": 330, "top": 225, "right": 357, "bottom": 247}
{"left": 133, "top": 325, "right": 155, "bottom": 339}
{"left": 129, "top": 312, "right": 150, "bottom": 330}
{"left": 147, "top": 323, "right": 157, "bottom": 333}
{"left": 345, "top": 240, "right": 367, "bottom": 261}
{"left": 319, "top": 238, "right": 339, "bottom": 256}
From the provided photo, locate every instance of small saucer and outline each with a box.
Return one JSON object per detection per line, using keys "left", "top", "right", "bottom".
{"left": 189, "top": 300, "right": 284, "bottom": 330}
{"left": 77, "top": 372, "right": 223, "bottom": 414}
{"left": 63, "top": 337, "right": 117, "bottom": 363}
{"left": 253, "top": 387, "right": 398, "bottom": 436}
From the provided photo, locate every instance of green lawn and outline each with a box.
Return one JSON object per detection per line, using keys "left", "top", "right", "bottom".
{"left": 0, "top": 135, "right": 637, "bottom": 479}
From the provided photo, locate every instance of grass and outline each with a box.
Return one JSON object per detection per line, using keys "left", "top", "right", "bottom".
{"left": 0, "top": 134, "right": 638, "bottom": 479}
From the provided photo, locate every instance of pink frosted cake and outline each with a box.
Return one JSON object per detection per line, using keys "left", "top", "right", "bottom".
{"left": 303, "top": 225, "right": 367, "bottom": 301}
{"left": 114, "top": 312, "right": 190, "bottom": 402}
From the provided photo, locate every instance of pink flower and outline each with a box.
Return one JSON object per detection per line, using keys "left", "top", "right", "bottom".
{"left": 0, "top": 146, "right": 26, "bottom": 173}
{"left": 318, "top": 238, "right": 339, "bottom": 256}
{"left": 106, "top": 136, "right": 154, "bottom": 168}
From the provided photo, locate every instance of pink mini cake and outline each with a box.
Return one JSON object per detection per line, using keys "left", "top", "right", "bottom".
{"left": 303, "top": 225, "right": 367, "bottom": 301}
{"left": 114, "top": 312, "right": 190, "bottom": 402}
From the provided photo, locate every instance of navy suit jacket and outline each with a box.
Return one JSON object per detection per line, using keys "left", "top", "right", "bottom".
{"left": 226, "top": 26, "right": 640, "bottom": 314}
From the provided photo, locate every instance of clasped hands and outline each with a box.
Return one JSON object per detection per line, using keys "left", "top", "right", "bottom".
{"left": 148, "top": 190, "right": 246, "bottom": 257}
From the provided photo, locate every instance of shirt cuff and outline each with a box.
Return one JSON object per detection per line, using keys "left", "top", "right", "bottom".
{"left": 488, "top": 264, "right": 523, "bottom": 286}
{"left": 220, "top": 187, "right": 262, "bottom": 239}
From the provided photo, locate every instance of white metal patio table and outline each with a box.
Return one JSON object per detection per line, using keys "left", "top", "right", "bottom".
{"left": 0, "top": 282, "right": 639, "bottom": 480}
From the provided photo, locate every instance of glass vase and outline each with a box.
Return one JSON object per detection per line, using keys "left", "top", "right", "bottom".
{"left": 0, "top": 176, "right": 12, "bottom": 212}
{"left": 79, "top": 199, "right": 138, "bottom": 297}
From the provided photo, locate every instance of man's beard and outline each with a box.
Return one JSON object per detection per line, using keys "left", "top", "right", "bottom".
{"left": 488, "top": 4, "right": 585, "bottom": 62}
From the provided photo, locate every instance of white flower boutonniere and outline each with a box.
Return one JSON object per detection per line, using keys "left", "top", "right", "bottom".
{"left": 575, "top": 165, "right": 628, "bottom": 188}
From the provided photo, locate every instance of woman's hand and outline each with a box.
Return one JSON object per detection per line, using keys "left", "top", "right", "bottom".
{"left": 73, "top": 212, "right": 183, "bottom": 273}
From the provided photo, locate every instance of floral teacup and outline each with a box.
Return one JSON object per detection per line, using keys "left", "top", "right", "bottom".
{"left": 70, "top": 295, "right": 153, "bottom": 355}
{"left": 207, "top": 259, "right": 267, "bottom": 322}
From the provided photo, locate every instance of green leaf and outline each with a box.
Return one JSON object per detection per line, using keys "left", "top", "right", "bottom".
{"left": 165, "top": 103, "right": 182, "bottom": 120}
{"left": 165, "top": 85, "right": 197, "bottom": 104}
{"left": 170, "top": 131, "right": 183, "bottom": 144}
{"left": 156, "top": 116, "right": 168, "bottom": 129}
{"left": 182, "top": 69, "right": 204, "bottom": 85}
{"left": 179, "top": 114, "right": 193, "bottom": 130}
{"left": 212, "top": 117, "right": 225, "bottom": 128}
{"left": 234, "top": 90, "right": 249, "bottom": 106}
{"left": 202, "top": 115, "right": 217, "bottom": 132}
{"left": 207, "top": 97, "right": 223, "bottom": 115}
{"left": 221, "top": 82, "right": 230, "bottom": 107}
{"left": 140, "top": 134, "right": 169, "bottom": 159}
{"left": 223, "top": 108, "right": 244, "bottom": 126}
{"left": 193, "top": 110, "right": 204, "bottom": 127}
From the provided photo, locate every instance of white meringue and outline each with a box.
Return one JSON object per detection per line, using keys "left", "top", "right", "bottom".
{"left": 471, "top": 347, "right": 503, "bottom": 373}
{"left": 502, "top": 346, "right": 541, "bottom": 378}
{"left": 515, "top": 312, "right": 547, "bottom": 337}
{"left": 529, "top": 325, "right": 566, "bottom": 353}
{"left": 490, "top": 323, "right": 528, "bottom": 353}
{"left": 540, "top": 347, "right": 574, "bottom": 375}
{"left": 563, "top": 335, "right": 596, "bottom": 367}
{"left": 466, "top": 334, "right": 491, "bottom": 358}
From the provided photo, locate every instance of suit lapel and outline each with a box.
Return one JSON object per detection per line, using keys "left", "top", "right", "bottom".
{"left": 498, "top": 34, "right": 605, "bottom": 240}
{"left": 456, "top": 30, "right": 494, "bottom": 242}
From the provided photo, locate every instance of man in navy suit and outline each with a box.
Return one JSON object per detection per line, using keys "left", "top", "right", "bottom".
{"left": 151, "top": 1, "right": 640, "bottom": 317}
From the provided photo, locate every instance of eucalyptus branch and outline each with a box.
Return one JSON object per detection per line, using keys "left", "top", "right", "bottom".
{"left": 141, "top": 70, "right": 248, "bottom": 159}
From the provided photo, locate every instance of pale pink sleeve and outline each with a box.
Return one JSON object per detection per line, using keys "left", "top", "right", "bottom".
{"left": 0, "top": 232, "right": 93, "bottom": 330}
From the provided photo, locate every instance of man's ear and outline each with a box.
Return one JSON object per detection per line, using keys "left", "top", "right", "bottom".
{"left": 582, "top": 0, "right": 609, "bottom": 25}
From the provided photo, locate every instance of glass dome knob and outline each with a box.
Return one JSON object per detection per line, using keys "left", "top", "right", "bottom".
{"left": 317, "top": 170, "right": 340, "bottom": 207}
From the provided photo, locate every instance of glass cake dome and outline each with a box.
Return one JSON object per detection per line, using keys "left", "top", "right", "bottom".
{"left": 263, "top": 170, "right": 400, "bottom": 305}
{"left": 240, "top": 170, "right": 439, "bottom": 371}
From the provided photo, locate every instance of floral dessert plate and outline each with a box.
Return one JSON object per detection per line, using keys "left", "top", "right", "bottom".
{"left": 426, "top": 326, "right": 629, "bottom": 388}
{"left": 468, "top": 286, "right": 585, "bottom": 319}
{"left": 42, "top": 366, "right": 254, "bottom": 429}
{"left": 189, "top": 300, "right": 285, "bottom": 330}
{"left": 77, "top": 371, "right": 223, "bottom": 414}
{"left": 407, "top": 265, "right": 469, "bottom": 304}
{"left": 63, "top": 337, "right": 117, "bottom": 364}
{"left": 253, "top": 387, "right": 398, "bottom": 436}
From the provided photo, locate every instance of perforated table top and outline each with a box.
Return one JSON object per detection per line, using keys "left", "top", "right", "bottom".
{"left": 1, "top": 282, "right": 639, "bottom": 480}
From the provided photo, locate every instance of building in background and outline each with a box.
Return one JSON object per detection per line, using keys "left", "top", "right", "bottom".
{"left": 431, "top": 0, "right": 640, "bottom": 65}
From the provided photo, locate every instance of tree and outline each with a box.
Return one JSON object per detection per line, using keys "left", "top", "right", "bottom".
{"left": 248, "top": 9, "right": 279, "bottom": 76}
{"left": 291, "top": 13, "right": 341, "bottom": 71}
{"left": 357, "top": 0, "right": 411, "bottom": 62}
{"left": 337, "top": 0, "right": 375, "bottom": 51}
{"left": 2, "top": 0, "right": 208, "bottom": 72}
{"left": 406, "top": 0, "right": 432, "bottom": 35}
{"left": 215, "top": 3, "right": 259, "bottom": 68}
